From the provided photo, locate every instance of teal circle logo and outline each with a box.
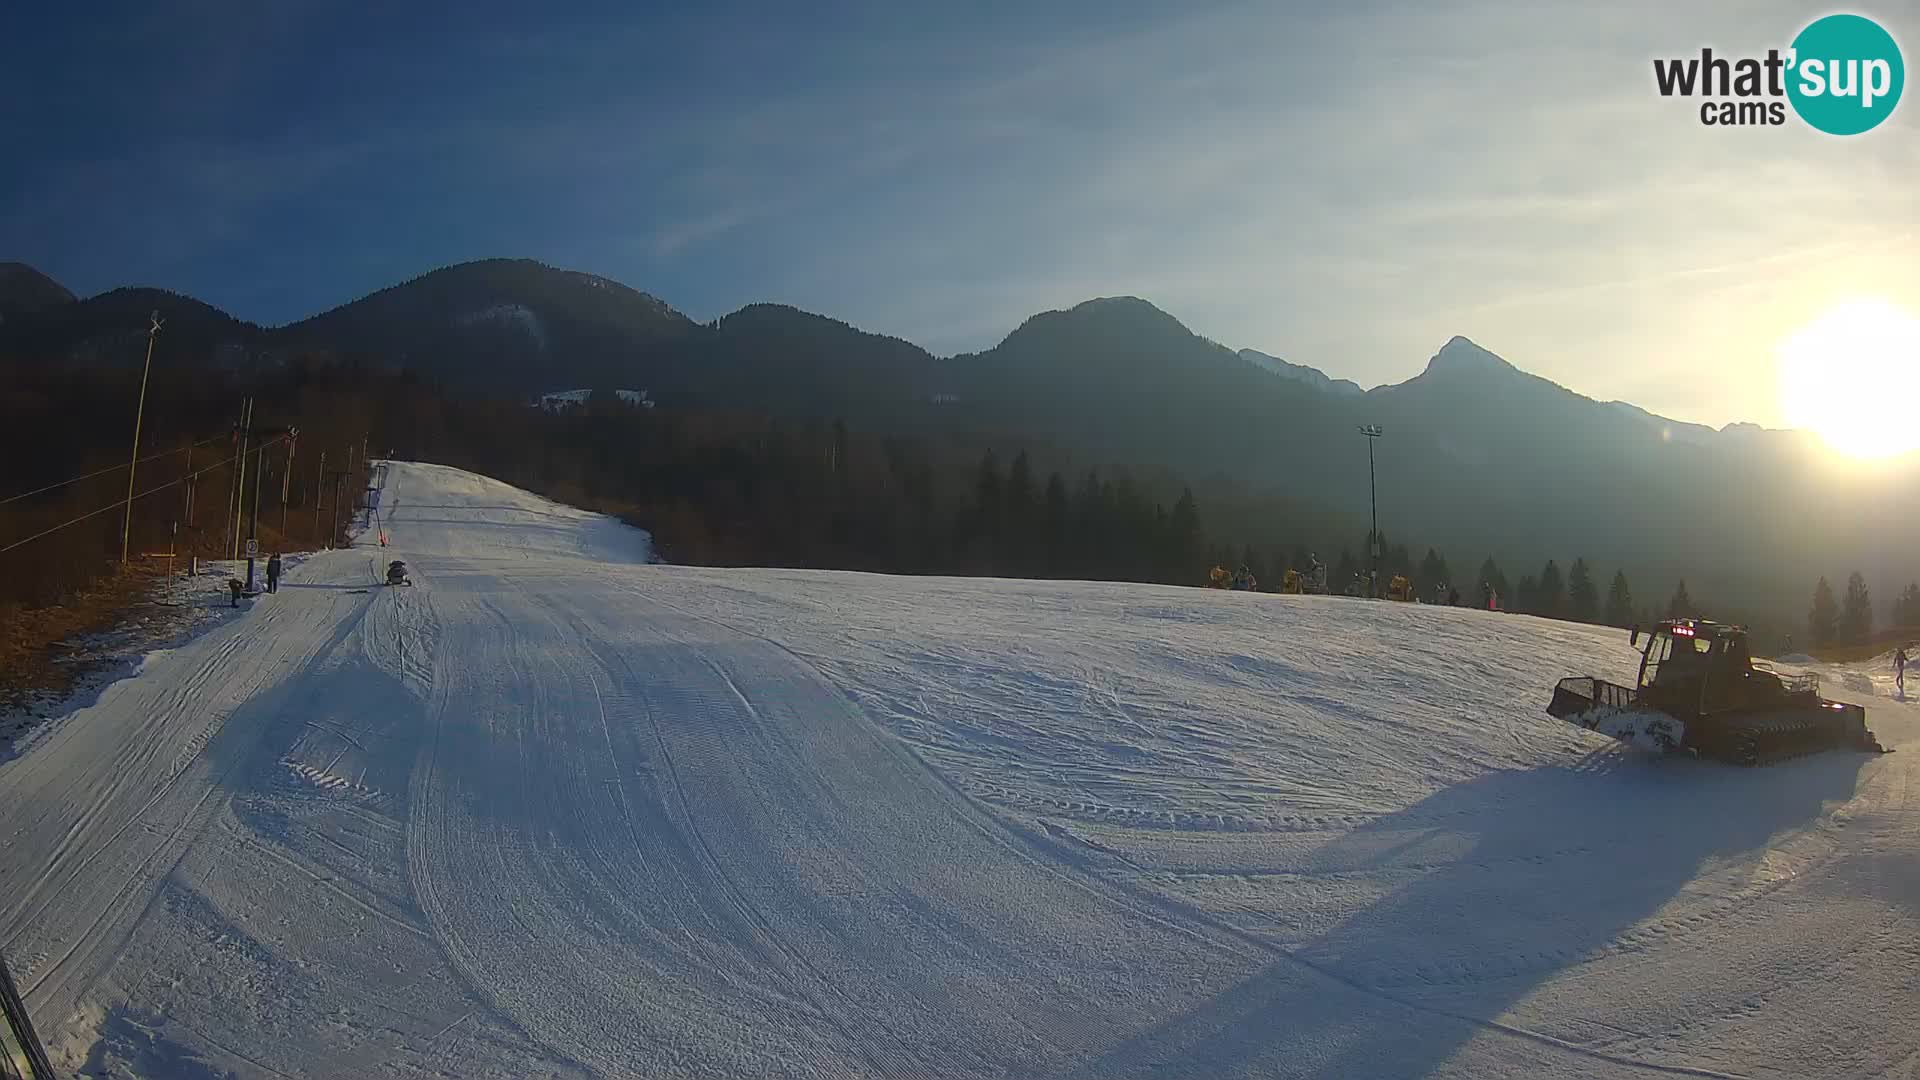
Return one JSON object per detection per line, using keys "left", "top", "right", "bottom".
{"left": 1787, "top": 14, "right": 1904, "bottom": 135}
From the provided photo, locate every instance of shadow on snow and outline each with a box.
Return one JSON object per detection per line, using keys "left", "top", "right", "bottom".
{"left": 1080, "top": 749, "right": 1869, "bottom": 1079}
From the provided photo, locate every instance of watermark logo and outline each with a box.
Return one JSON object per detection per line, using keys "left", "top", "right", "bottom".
{"left": 1653, "top": 12, "right": 1904, "bottom": 133}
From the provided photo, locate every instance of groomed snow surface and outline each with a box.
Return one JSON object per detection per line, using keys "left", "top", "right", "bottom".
{"left": 3, "top": 461, "right": 1914, "bottom": 1079}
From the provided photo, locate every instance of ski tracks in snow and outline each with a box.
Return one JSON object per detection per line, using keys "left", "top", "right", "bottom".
{"left": 5, "top": 461, "right": 1918, "bottom": 1079}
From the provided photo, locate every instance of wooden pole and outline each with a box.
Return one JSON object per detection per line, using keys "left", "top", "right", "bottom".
{"left": 246, "top": 441, "right": 266, "bottom": 591}
{"left": 182, "top": 438, "right": 196, "bottom": 529}
{"left": 280, "top": 435, "right": 295, "bottom": 538}
{"left": 120, "top": 312, "right": 161, "bottom": 563}
{"left": 313, "top": 450, "right": 327, "bottom": 547}
{"left": 230, "top": 397, "right": 253, "bottom": 559}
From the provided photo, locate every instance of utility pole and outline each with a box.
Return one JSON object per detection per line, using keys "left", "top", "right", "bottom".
{"left": 1360, "top": 424, "right": 1383, "bottom": 598}
{"left": 313, "top": 450, "right": 327, "bottom": 547}
{"left": 120, "top": 312, "right": 162, "bottom": 563}
{"left": 280, "top": 432, "right": 296, "bottom": 537}
{"left": 231, "top": 398, "right": 253, "bottom": 560}
{"left": 182, "top": 438, "right": 196, "bottom": 528}
{"left": 247, "top": 440, "right": 266, "bottom": 591}
{"left": 328, "top": 470, "right": 349, "bottom": 548}
{"left": 223, "top": 410, "right": 239, "bottom": 555}
{"left": 349, "top": 441, "right": 363, "bottom": 524}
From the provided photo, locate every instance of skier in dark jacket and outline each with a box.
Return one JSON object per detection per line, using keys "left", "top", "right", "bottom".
{"left": 265, "top": 553, "right": 282, "bottom": 594}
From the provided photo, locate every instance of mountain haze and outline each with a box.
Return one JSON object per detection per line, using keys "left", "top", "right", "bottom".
{"left": 2, "top": 256, "right": 1911, "bottom": 629}
{"left": 1240, "top": 348, "right": 1363, "bottom": 396}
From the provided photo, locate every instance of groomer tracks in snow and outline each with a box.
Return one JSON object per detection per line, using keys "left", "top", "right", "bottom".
{"left": 2, "top": 461, "right": 1912, "bottom": 1078}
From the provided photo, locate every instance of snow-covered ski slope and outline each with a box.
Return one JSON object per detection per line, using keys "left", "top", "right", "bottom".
{"left": 2, "top": 461, "right": 1914, "bottom": 1079}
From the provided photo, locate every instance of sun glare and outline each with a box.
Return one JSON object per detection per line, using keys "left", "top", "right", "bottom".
{"left": 1776, "top": 297, "right": 1920, "bottom": 460}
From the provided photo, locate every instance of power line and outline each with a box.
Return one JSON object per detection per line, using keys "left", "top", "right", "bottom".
{"left": 0, "top": 432, "right": 228, "bottom": 507}
{"left": 0, "top": 434, "right": 289, "bottom": 557}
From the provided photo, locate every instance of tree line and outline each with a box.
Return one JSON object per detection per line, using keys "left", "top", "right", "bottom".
{"left": 1805, "top": 573, "right": 1920, "bottom": 648}
{"left": 10, "top": 363, "right": 1914, "bottom": 668}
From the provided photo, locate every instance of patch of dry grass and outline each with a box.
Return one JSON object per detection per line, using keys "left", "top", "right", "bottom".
{"left": 0, "top": 565, "right": 169, "bottom": 707}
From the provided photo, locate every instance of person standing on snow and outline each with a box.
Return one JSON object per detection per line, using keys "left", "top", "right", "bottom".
{"left": 265, "top": 552, "right": 282, "bottom": 594}
{"left": 1897, "top": 646, "right": 1909, "bottom": 697}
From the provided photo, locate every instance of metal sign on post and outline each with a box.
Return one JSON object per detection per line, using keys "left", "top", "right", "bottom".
{"left": 245, "top": 538, "right": 259, "bottom": 557}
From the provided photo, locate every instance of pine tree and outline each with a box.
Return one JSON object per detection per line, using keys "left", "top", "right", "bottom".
{"left": 1537, "top": 560, "right": 1565, "bottom": 618}
{"left": 1477, "top": 556, "right": 1509, "bottom": 605}
{"left": 974, "top": 449, "right": 1002, "bottom": 515}
{"left": 1667, "top": 579, "right": 1693, "bottom": 619}
{"left": 1839, "top": 571, "right": 1873, "bottom": 645}
{"left": 1042, "top": 472, "right": 1069, "bottom": 577}
{"left": 1892, "top": 582, "right": 1920, "bottom": 628}
{"left": 1565, "top": 558, "right": 1598, "bottom": 623}
{"left": 1167, "top": 488, "right": 1201, "bottom": 580}
{"left": 1604, "top": 570, "right": 1633, "bottom": 627}
{"left": 1005, "top": 451, "right": 1034, "bottom": 519}
{"left": 1389, "top": 542, "right": 1413, "bottom": 583}
{"left": 830, "top": 419, "right": 849, "bottom": 488}
{"left": 1808, "top": 576, "right": 1839, "bottom": 646}
{"left": 1418, "top": 548, "right": 1451, "bottom": 598}
{"left": 1072, "top": 471, "right": 1101, "bottom": 554}
{"left": 1515, "top": 575, "right": 1539, "bottom": 614}
{"left": 1004, "top": 451, "right": 1035, "bottom": 574}
{"left": 968, "top": 449, "right": 1003, "bottom": 570}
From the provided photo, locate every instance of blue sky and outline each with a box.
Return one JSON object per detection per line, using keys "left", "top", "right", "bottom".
{"left": 4, "top": 0, "right": 1915, "bottom": 428}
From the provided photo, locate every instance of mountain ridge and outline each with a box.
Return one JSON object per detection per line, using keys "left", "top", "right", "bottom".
{"left": 1239, "top": 348, "right": 1363, "bottom": 396}
{"left": 1, "top": 255, "right": 1914, "bottom": 634}
{"left": 0, "top": 256, "right": 1757, "bottom": 441}
{"left": 0, "top": 261, "right": 77, "bottom": 321}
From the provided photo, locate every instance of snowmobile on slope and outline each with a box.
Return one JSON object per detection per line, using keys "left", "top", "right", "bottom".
{"left": 1546, "top": 618, "right": 1889, "bottom": 766}
{"left": 385, "top": 560, "right": 412, "bottom": 587}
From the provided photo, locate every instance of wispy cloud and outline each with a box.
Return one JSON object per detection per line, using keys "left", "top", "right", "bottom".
{"left": 647, "top": 207, "right": 760, "bottom": 259}
{"left": 8, "top": 0, "right": 1916, "bottom": 427}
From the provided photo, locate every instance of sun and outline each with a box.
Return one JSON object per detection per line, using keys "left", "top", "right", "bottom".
{"left": 1776, "top": 297, "right": 1920, "bottom": 459}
